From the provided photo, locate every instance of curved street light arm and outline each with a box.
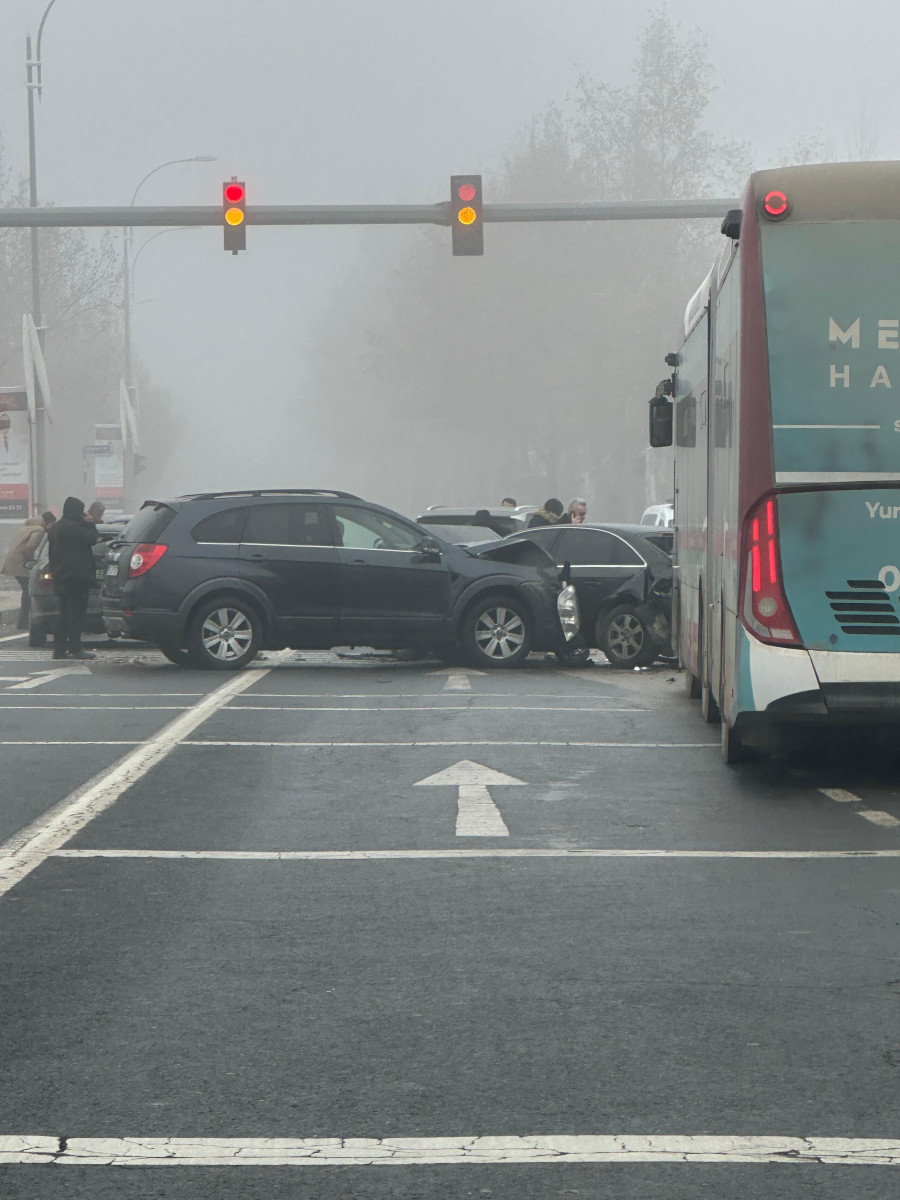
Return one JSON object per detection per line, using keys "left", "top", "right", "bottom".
{"left": 35, "top": 0, "right": 59, "bottom": 95}
{"left": 129, "top": 156, "right": 216, "bottom": 208}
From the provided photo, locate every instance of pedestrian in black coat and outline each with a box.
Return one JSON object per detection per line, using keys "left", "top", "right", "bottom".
{"left": 48, "top": 496, "right": 98, "bottom": 659}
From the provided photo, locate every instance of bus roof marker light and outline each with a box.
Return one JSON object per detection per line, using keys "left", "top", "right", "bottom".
{"left": 762, "top": 190, "right": 791, "bottom": 220}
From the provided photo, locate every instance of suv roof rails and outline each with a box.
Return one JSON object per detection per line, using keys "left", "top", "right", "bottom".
{"left": 175, "top": 488, "right": 361, "bottom": 501}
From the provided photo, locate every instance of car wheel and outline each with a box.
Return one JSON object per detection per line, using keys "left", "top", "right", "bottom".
{"left": 159, "top": 644, "right": 192, "bottom": 667}
{"left": 28, "top": 624, "right": 48, "bottom": 648}
{"left": 187, "top": 597, "right": 261, "bottom": 670}
{"left": 599, "top": 604, "right": 656, "bottom": 669}
{"left": 462, "top": 594, "right": 533, "bottom": 668}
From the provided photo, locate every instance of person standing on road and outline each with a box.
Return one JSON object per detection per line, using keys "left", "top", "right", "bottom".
{"left": 48, "top": 496, "right": 98, "bottom": 660}
{"left": 559, "top": 497, "right": 588, "bottom": 525}
{"left": 527, "top": 498, "right": 564, "bottom": 528}
{"left": 1, "top": 510, "right": 56, "bottom": 630}
{"left": 501, "top": 497, "right": 517, "bottom": 507}
{"left": 87, "top": 500, "right": 106, "bottom": 524}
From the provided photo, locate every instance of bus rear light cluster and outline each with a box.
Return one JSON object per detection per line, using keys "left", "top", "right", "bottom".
{"left": 741, "top": 496, "right": 801, "bottom": 645}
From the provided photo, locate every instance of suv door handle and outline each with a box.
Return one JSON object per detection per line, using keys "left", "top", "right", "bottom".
{"left": 249, "top": 552, "right": 267, "bottom": 560}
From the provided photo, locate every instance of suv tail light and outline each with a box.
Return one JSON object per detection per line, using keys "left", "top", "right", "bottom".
{"left": 740, "top": 495, "right": 800, "bottom": 645}
{"left": 128, "top": 543, "right": 168, "bottom": 578}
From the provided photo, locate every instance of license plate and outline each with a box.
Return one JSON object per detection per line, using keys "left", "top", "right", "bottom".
{"left": 106, "top": 562, "right": 117, "bottom": 576}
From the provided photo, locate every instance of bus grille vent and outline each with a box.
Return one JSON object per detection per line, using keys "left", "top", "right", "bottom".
{"left": 825, "top": 579, "right": 900, "bottom": 635}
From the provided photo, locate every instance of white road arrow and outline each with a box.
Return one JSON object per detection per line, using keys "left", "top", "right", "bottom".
{"left": 414, "top": 758, "right": 525, "bottom": 837}
{"left": 426, "top": 667, "right": 486, "bottom": 692}
{"left": 7, "top": 666, "right": 93, "bottom": 691}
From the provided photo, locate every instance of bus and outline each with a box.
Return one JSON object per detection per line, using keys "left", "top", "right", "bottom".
{"left": 650, "top": 161, "right": 900, "bottom": 762}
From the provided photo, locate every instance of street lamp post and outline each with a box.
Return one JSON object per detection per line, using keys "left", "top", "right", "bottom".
{"left": 122, "top": 156, "right": 216, "bottom": 405}
{"left": 24, "top": 0, "right": 59, "bottom": 512}
{"left": 120, "top": 156, "right": 214, "bottom": 508}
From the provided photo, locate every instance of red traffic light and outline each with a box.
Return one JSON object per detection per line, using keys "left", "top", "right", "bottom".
{"left": 457, "top": 183, "right": 476, "bottom": 202}
{"left": 223, "top": 179, "right": 247, "bottom": 253}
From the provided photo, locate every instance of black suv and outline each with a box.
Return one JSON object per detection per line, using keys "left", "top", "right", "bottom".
{"left": 101, "top": 490, "right": 579, "bottom": 670}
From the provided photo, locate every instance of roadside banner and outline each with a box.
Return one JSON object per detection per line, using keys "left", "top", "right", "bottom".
{"left": 22, "top": 314, "right": 52, "bottom": 420}
{"left": 93, "top": 423, "right": 124, "bottom": 502}
{"left": 118, "top": 379, "right": 140, "bottom": 452}
{"left": 0, "top": 388, "right": 31, "bottom": 521}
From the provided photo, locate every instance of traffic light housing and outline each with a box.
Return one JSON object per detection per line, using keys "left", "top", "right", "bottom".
{"left": 451, "top": 174, "right": 483, "bottom": 256}
{"left": 223, "top": 179, "right": 246, "bottom": 253}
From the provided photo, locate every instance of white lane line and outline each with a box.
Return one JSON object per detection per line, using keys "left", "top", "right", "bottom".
{"left": 225, "top": 705, "right": 647, "bottom": 713}
{"left": 2, "top": 1134, "right": 899, "bottom": 1166}
{"left": 0, "top": 739, "right": 716, "bottom": 749}
{"left": 858, "top": 810, "right": 900, "bottom": 828}
{"left": 0, "top": 740, "right": 143, "bottom": 746}
{"left": 0, "top": 665, "right": 277, "bottom": 899}
{"left": 184, "top": 740, "right": 718, "bottom": 748}
{"left": 50, "top": 848, "right": 900, "bottom": 860}
{"left": 0, "top": 700, "right": 648, "bottom": 710}
{"left": 0, "top": 632, "right": 28, "bottom": 644}
{"left": 0, "top": 705, "right": 191, "bottom": 711}
{"left": 0, "top": 692, "right": 634, "bottom": 700}
{"left": 819, "top": 788, "right": 900, "bottom": 829}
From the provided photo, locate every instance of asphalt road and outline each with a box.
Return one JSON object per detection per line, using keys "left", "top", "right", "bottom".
{"left": 0, "top": 627, "right": 898, "bottom": 1198}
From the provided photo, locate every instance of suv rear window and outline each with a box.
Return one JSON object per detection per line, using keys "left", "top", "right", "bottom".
{"left": 122, "top": 503, "right": 175, "bottom": 543}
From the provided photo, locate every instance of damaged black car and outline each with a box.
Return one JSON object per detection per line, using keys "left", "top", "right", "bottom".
{"left": 470, "top": 523, "right": 673, "bottom": 668}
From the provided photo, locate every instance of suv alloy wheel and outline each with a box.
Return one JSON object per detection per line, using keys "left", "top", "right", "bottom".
{"left": 462, "top": 593, "right": 534, "bottom": 668}
{"left": 187, "top": 596, "right": 262, "bottom": 670}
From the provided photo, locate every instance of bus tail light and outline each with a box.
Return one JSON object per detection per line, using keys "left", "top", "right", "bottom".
{"left": 128, "top": 543, "right": 168, "bottom": 578}
{"left": 740, "top": 496, "right": 801, "bottom": 645}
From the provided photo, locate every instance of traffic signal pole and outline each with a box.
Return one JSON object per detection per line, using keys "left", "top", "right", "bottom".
{"left": 0, "top": 198, "right": 738, "bottom": 229}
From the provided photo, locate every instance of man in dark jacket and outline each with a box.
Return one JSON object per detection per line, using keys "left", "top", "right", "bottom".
{"left": 48, "top": 496, "right": 98, "bottom": 660}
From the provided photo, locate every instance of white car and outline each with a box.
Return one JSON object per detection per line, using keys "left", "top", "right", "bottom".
{"left": 640, "top": 503, "right": 674, "bottom": 528}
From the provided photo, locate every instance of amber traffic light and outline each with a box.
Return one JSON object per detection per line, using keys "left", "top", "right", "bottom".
{"left": 223, "top": 179, "right": 246, "bottom": 253}
{"left": 451, "top": 174, "right": 483, "bottom": 256}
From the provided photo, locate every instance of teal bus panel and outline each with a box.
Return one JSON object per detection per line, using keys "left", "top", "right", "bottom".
{"left": 762, "top": 222, "right": 900, "bottom": 477}
{"left": 777, "top": 487, "right": 900, "bottom": 652}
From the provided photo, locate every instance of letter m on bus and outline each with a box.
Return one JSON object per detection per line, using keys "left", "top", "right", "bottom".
{"left": 829, "top": 317, "right": 860, "bottom": 348}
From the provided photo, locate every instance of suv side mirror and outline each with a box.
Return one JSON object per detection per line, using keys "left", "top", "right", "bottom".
{"left": 649, "top": 395, "right": 673, "bottom": 448}
{"left": 415, "top": 534, "right": 443, "bottom": 562}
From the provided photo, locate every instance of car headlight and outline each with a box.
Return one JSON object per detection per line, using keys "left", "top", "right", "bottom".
{"left": 556, "top": 584, "right": 580, "bottom": 640}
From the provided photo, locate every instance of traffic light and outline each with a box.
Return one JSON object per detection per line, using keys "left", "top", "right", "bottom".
{"left": 450, "top": 174, "right": 483, "bottom": 256}
{"left": 223, "top": 178, "right": 246, "bottom": 253}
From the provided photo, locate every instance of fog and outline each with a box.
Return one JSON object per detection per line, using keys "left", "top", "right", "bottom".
{"left": 2, "top": 0, "right": 900, "bottom": 521}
